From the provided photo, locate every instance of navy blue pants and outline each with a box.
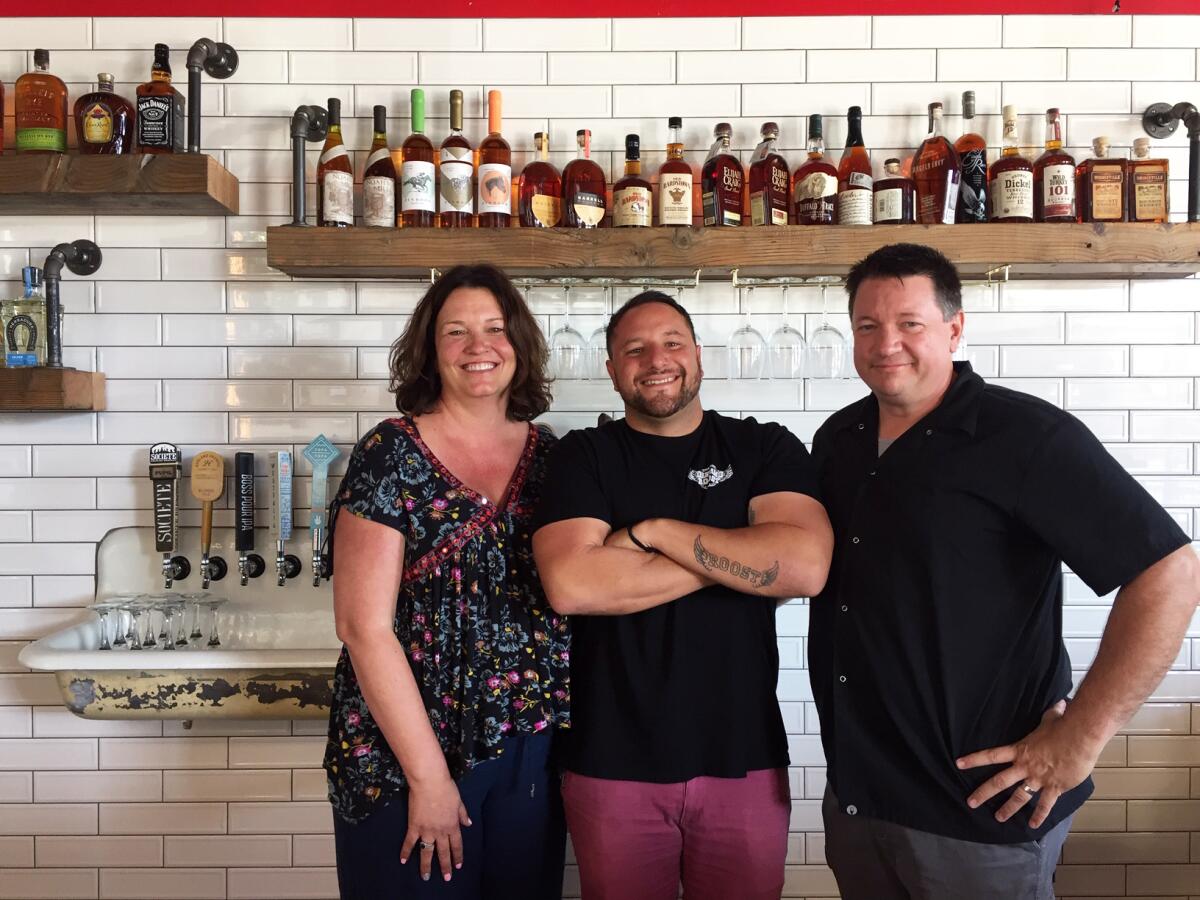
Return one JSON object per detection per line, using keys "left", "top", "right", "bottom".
{"left": 333, "top": 732, "right": 566, "bottom": 900}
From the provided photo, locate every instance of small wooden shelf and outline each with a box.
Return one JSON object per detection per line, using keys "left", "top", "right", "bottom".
{"left": 266, "top": 222, "right": 1200, "bottom": 281}
{"left": 0, "top": 368, "right": 106, "bottom": 411}
{"left": 0, "top": 154, "right": 239, "bottom": 216}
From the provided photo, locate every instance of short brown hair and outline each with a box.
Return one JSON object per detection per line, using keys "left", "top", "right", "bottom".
{"left": 389, "top": 264, "right": 552, "bottom": 421}
{"left": 846, "top": 243, "right": 962, "bottom": 320}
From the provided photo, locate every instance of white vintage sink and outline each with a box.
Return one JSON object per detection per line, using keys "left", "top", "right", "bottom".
{"left": 18, "top": 526, "right": 341, "bottom": 719}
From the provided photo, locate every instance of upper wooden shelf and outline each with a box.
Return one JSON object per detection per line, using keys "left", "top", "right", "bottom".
{"left": 0, "top": 368, "right": 106, "bottom": 412}
{"left": 266, "top": 222, "right": 1200, "bottom": 281}
{"left": 0, "top": 153, "right": 239, "bottom": 216}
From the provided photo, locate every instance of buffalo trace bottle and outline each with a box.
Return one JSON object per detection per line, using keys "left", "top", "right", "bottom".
{"left": 1034, "top": 107, "right": 1076, "bottom": 223}
{"left": 400, "top": 89, "right": 436, "bottom": 228}
{"left": 792, "top": 114, "right": 838, "bottom": 225}
{"left": 988, "top": 105, "right": 1033, "bottom": 223}
{"left": 912, "top": 102, "right": 960, "bottom": 225}
{"left": 476, "top": 90, "right": 512, "bottom": 228}
{"left": 562, "top": 129, "right": 607, "bottom": 228}
{"left": 955, "top": 90, "right": 988, "bottom": 223}
{"left": 873, "top": 159, "right": 915, "bottom": 224}
{"left": 612, "top": 134, "right": 652, "bottom": 228}
{"left": 748, "top": 121, "right": 789, "bottom": 226}
{"left": 74, "top": 73, "right": 134, "bottom": 155}
{"left": 658, "top": 117, "right": 694, "bottom": 226}
{"left": 362, "top": 105, "right": 397, "bottom": 228}
{"left": 701, "top": 122, "right": 744, "bottom": 227}
{"left": 836, "top": 106, "right": 873, "bottom": 225}
{"left": 518, "top": 132, "right": 562, "bottom": 228}
{"left": 316, "top": 97, "right": 353, "bottom": 228}
{"left": 438, "top": 89, "right": 473, "bottom": 228}
{"left": 1076, "top": 136, "right": 1125, "bottom": 223}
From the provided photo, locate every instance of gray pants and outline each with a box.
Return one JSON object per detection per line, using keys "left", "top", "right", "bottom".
{"left": 822, "top": 789, "right": 1073, "bottom": 900}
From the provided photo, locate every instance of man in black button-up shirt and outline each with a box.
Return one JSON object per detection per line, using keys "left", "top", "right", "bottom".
{"left": 810, "top": 243, "right": 1200, "bottom": 899}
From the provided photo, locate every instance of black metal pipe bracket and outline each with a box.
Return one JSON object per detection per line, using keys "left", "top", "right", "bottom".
{"left": 290, "top": 105, "right": 329, "bottom": 226}
{"left": 186, "top": 38, "right": 239, "bottom": 154}
{"left": 42, "top": 240, "right": 102, "bottom": 369}
{"left": 1141, "top": 101, "right": 1200, "bottom": 222}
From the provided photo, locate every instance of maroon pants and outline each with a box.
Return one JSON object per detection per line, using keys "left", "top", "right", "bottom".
{"left": 562, "top": 767, "right": 791, "bottom": 900}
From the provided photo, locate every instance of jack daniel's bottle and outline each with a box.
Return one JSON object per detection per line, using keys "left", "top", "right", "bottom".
{"left": 136, "top": 44, "right": 185, "bottom": 153}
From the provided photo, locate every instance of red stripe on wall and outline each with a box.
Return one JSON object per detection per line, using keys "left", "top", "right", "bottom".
{"left": 2, "top": 1, "right": 1194, "bottom": 17}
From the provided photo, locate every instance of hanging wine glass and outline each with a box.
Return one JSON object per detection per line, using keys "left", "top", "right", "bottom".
{"left": 768, "top": 283, "right": 806, "bottom": 380}
{"left": 727, "top": 284, "right": 767, "bottom": 379}
{"left": 585, "top": 287, "right": 611, "bottom": 380}
{"left": 549, "top": 283, "right": 587, "bottom": 380}
{"left": 807, "top": 284, "right": 849, "bottom": 379}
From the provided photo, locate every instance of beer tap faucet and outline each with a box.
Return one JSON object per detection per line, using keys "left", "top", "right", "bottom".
{"left": 190, "top": 451, "right": 226, "bottom": 589}
{"left": 268, "top": 451, "right": 301, "bottom": 586}
{"left": 149, "top": 443, "right": 189, "bottom": 589}
{"left": 235, "top": 452, "right": 265, "bottom": 585}
{"left": 302, "top": 435, "right": 341, "bottom": 587}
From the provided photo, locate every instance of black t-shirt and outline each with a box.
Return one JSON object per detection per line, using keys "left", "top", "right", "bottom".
{"left": 810, "top": 361, "right": 1191, "bottom": 844}
{"left": 534, "top": 410, "right": 820, "bottom": 782}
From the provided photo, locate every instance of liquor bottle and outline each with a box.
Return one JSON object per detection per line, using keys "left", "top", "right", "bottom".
{"left": 477, "top": 90, "right": 512, "bottom": 228}
{"left": 562, "top": 129, "right": 607, "bottom": 228}
{"left": 15, "top": 49, "right": 67, "bottom": 154}
{"left": 913, "top": 102, "right": 960, "bottom": 225}
{"left": 658, "top": 116, "right": 693, "bottom": 226}
{"left": 613, "top": 134, "right": 652, "bottom": 228}
{"left": 1076, "top": 136, "right": 1125, "bottom": 224}
{"left": 439, "top": 89, "right": 474, "bottom": 228}
{"left": 401, "top": 89, "right": 436, "bottom": 228}
{"left": 837, "top": 106, "right": 873, "bottom": 225}
{"left": 3, "top": 267, "right": 47, "bottom": 367}
{"left": 136, "top": 44, "right": 185, "bottom": 154}
{"left": 1127, "top": 137, "right": 1169, "bottom": 224}
{"left": 988, "top": 106, "right": 1033, "bottom": 223}
{"left": 873, "top": 158, "right": 915, "bottom": 225}
{"left": 316, "top": 97, "right": 353, "bottom": 228}
{"left": 792, "top": 114, "right": 838, "bottom": 226}
{"left": 518, "top": 131, "right": 562, "bottom": 228}
{"left": 1034, "top": 108, "right": 1076, "bottom": 223}
{"left": 362, "top": 105, "right": 397, "bottom": 228}
{"left": 955, "top": 90, "right": 988, "bottom": 223}
{"left": 74, "top": 73, "right": 134, "bottom": 155}
{"left": 749, "top": 121, "right": 789, "bottom": 226}
{"left": 701, "top": 122, "right": 744, "bottom": 227}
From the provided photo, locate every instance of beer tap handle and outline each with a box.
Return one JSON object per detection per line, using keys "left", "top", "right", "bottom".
{"left": 190, "top": 451, "right": 225, "bottom": 590}
{"left": 235, "top": 452, "right": 256, "bottom": 585}
{"left": 149, "top": 443, "right": 182, "bottom": 589}
{"left": 302, "top": 435, "right": 341, "bottom": 587}
{"left": 268, "top": 451, "right": 294, "bottom": 587}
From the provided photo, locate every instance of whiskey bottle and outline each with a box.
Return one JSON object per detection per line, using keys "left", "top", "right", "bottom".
{"left": 136, "top": 44, "right": 185, "bottom": 154}
{"left": 988, "top": 106, "right": 1033, "bottom": 223}
{"left": 74, "top": 73, "right": 134, "bottom": 155}
{"left": 401, "top": 89, "right": 436, "bottom": 228}
{"left": 3, "top": 267, "right": 47, "bottom": 367}
{"left": 701, "top": 122, "right": 744, "bottom": 227}
{"left": 792, "top": 114, "right": 838, "bottom": 226}
{"left": 1127, "top": 137, "right": 1169, "bottom": 224}
{"left": 316, "top": 97, "right": 353, "bottom": 228}
{"left": 518, "top": 132, "right": 562, "bottom": 228}
{"left": 477, "top": 90, "right": 512, "bottom": 228}
{"left": 1076, "top": 136, "right": 1125, "bottom": 223}
{"left": 1034, "top": 108, "right": 1076, "bottom": 223}
{"left": 873, "top": 158, "right": 915, "bottom": 224}
{"left": 658, "top": 116, "right": 694, "bottom": 226}
{"left": 613, "top": 134, "right": 652, "bottom": 228}
{"left": 562, "top": 129, "right": 607, "bottom": 228}
{"left": 955, "top": 90, "right": 988, "bottom": 223}
{"left": 15, "top": 49, "right": 67, "bottom": 154}
{"left": 439, "top": 89, "right": 474, "bottom": 228}
{"left": 749, "top": 121, "right": 789, "bottom": 226}
{"left": 837, "top": 106, "right": 873, "bottom": 225}
{"left": 362, "top": 105, "right": 397, "bottom": 228}
{"left": 913, "top": 102, "right": 960, "bottom": 225}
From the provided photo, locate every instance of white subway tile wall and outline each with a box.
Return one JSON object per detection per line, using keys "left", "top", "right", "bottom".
{"left": 0, "top": 12, "right": 1199, "bottom": 899}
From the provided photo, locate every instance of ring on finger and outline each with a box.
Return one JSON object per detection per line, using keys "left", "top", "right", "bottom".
{"left": 1020, "top": 783, "right": 1037, "bottom": 796}
{"left": 418, "top": 840, "right": 435, "bottom": 850}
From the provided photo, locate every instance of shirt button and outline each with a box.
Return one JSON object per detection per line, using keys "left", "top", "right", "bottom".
{"left": 869, "top": 470, "right": 876, "bottom": 476}
{"left": 839, "top": 675, "right": 847, "bottom": 683}
{"left": 857, "top": 423, "right": 865, "bottom": 430}
{"left": 925, "top": 428, "right": 933, "bottom": 436}
{"left": 851, "top": 537, "right": 860, "bottom": 544}
{"left": 846, "top": 805, "right": 858, "bottom": 816}
{"left": 840, "top": 605, "right": 848, "bottom": 612}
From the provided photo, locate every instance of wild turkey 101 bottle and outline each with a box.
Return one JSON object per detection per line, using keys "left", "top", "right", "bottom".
{"left": 136, "top": 43, "right": 184, "bottom": 154}
{"left": 1034, "top": 108, "right": 1076, "bottom": 223}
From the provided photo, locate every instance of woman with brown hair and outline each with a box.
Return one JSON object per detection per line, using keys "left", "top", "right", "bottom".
{"left": 324, "top": 264, "right": 570, "bottom": 899}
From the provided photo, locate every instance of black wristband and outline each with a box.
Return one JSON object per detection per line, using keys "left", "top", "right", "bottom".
{"left": 627, "top": 525, "right": 655, "bottom": 553}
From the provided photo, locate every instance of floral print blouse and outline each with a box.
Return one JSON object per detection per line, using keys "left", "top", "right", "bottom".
{"left": 323, "top": 416, "right": 571, "bottom": 823}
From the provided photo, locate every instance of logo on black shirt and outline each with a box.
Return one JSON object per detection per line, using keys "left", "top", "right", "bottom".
{"left": 687, "top": 464, "right": 733, "bottom": 489}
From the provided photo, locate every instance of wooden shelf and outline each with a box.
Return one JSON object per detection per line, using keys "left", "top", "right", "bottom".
{"left": 0, "top": 368, "right": 106, "bottom": 411}
{"left": 0, "top": 154, "right": 239, "bottom": 216}
{"left": 266, "top": 222, "right": 1200, "bottom": 281}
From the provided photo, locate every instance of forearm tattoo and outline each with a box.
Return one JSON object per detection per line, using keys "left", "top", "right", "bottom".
{"left": 694, "top": 534, "right": 780, "bottom": 589}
